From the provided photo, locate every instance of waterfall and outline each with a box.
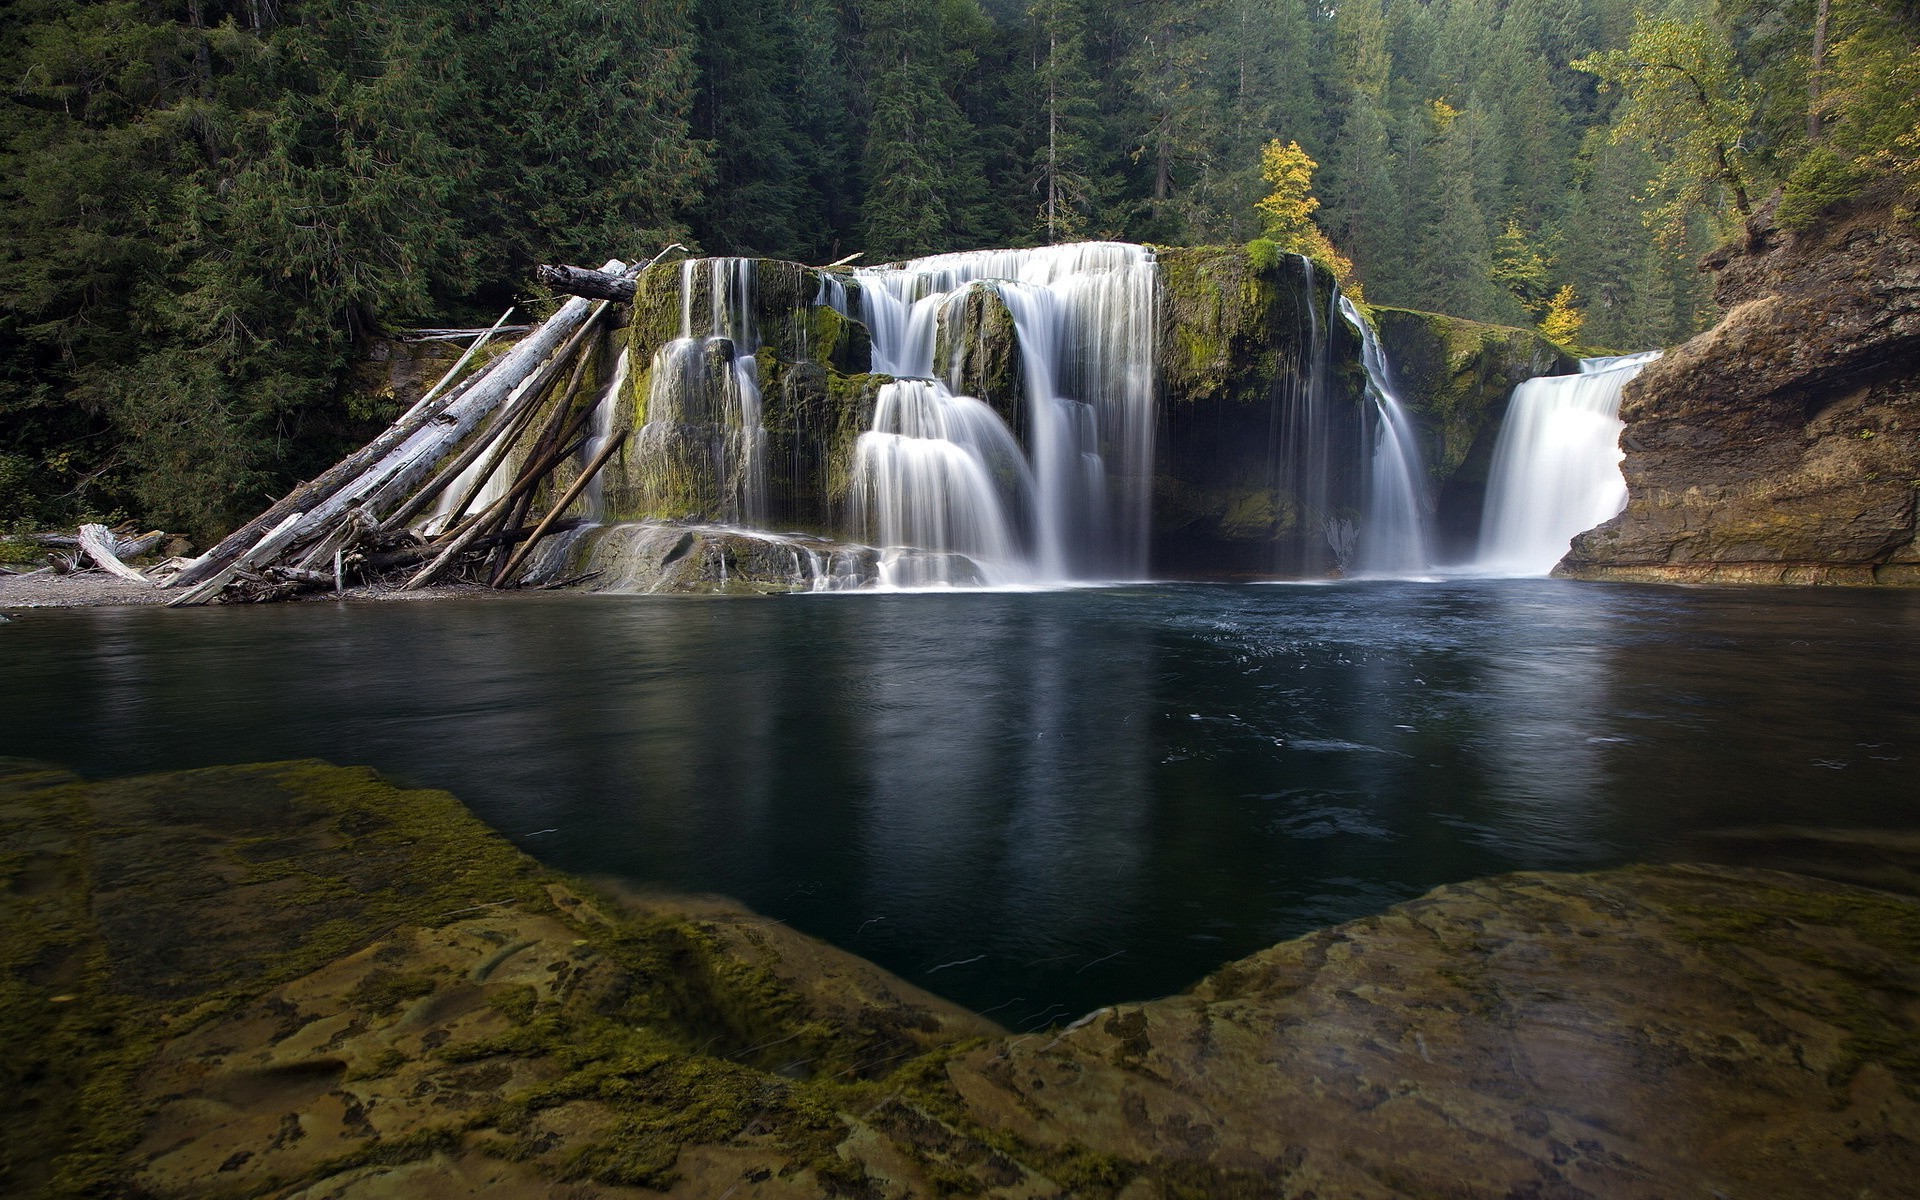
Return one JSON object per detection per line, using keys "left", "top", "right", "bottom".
{"left": 1339, "top": 295, "right": 1432, "bottom": 576}
{"left": 852, "top": 380, "right": 1035, "bottom": 586}
{"left": 852, "top": 242, "right": 1159, "bottom": 583}
{"left": 632, "top": 258, "right": 769, "bottom": 524}
{"left": 1268, "top": 260, "right": 1339, "bottom": 575}
{"left": 581, "top": 347, "right": 630, "bottom": 523}
{"left": 1476, "top": 351, "right": 1662, "bottom": 575}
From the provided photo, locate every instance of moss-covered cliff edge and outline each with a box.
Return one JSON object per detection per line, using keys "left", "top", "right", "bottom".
{"left": 1371, "top": 306, "right": 1576, "bottom": 558}
{"left": 6, "top": 758, "right": 1918, "bottom": 1198}
{"left": 1562, "top": 188, "right": 1920, "bottom": 585}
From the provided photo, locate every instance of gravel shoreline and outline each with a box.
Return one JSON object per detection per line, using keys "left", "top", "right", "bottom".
{"left": 0, "top": 570, "right": 503, "bottom": 611}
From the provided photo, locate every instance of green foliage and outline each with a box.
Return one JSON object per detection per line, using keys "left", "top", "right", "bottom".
{"left": 1779, "top": 143, "right": 1876, "bottom": 228}
{"left": 1574, "top": 15, "right": 1761, "bottom": 245}
{"left": 0, "top": 0, "right": 699, "bottom": 541}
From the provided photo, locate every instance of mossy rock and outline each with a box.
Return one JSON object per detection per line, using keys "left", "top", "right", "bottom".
{"left": 0, "top": 759, "right": 995, "bottom": 1198}
{"left": 8, "top": 758, "right": 1920, "bottom": 1197}
{"left": 1372, "top": 305, "right": 1578, "bottom": 558}
{"left": 933, "top": 282, "right": 1024, "bottom": 433}
{"left": 1152, "top": 244, "right": 1367, "bottom": 575}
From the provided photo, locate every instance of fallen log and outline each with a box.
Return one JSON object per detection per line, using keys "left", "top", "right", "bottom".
{"left": 78, "top": 524, "right": 155, "bottom": 585}
{"left": 356, "top": 518, "right": 586, "bottom": 574}
{"left": 537, "top": 264, "right": 636, "bottom": 303}
{"left": 168, "top": 262, "right": 626, "bottom": 604}
{"left": 164, "top": 308, "right": 517, "bottom": 593}
{"left": 166, "top": 511, "right": 306, "bottom": 607}
{"left": 493, "top": 427, "right": 630, "bottom": 587}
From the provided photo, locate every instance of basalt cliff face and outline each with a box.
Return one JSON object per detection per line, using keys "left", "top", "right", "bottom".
{"left": 1562, "top": 189, "right": 1920, "bottom": 584}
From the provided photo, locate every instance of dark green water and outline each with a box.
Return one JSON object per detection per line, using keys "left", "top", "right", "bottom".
{"left": 4, "top": 580, "right": 1918, "bottom": 1023}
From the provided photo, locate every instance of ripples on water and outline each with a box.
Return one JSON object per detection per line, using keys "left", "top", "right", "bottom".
{"left": 4, "top": 580, "right": 1918, "bottom": 1018}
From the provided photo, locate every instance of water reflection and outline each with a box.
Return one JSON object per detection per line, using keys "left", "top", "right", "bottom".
{"left": 3, "top": 581, "right": 1918, "bottom": 1016}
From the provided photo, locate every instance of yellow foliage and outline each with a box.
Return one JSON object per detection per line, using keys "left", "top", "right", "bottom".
{"left": 1429, "top": 98, "right": 1460, "bottom": 132}
{"left": 1254, "top": 140, "right": 1320, "bottom": 239}
{"left": 1253, "top": 139, "right": 1364, "bottom": 303}
{"left": 1539, "top": 284, "right": 1585, "bottom": 345}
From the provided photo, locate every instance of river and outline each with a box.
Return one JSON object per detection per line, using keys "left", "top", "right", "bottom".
{"left": 5, "top": 579, "right": 1917, "bottom": 1022}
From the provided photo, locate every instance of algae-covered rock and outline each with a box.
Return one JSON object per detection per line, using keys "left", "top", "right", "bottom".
{"left": 946, "top": 862, "right": 1920, "bottom": 1198}
{"left": 754, "top": 363, "right": 887, "bottom": 532}
{"left": 1373, "top": 306, "right": 1577, "bottom": 557}
{"left": 1560, "top": 189, "right": 1920, "bottom": 585}
{"left": 1152, "top": 244, "right": 1368, "bottom": 576}
{"left": 0, "top": 759, "right": 992, "bottom": 1198}
{"left": 933, "top": 282, "right": 1024, "bottom": 432}
{"left": 8, "top": 758, "right": 1920, "bottom": 1197}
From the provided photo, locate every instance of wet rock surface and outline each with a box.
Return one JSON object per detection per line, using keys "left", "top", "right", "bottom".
{"left": 1563, "top": 189, "right": 1920, "bottom": 584}
{"left": 1373, "top": 307, "right": 1577, "bottom": 558}
{"left": 6, "top": 758, "right": 1918, "bottom": 1197}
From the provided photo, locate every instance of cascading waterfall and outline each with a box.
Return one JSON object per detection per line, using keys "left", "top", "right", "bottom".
{"left": 851, "top": 243, "right": 1159, "bottom": 584}
{"left": 632, "top": 258, "right": 768, "bottom": 525}
{"left": 1476, "top": 350, "right": 1662, "bottom": 575}
{"left": 1339, "top": 295, "right": 1432, "bottom": 576}
{"left": 852, "top": 380, "right": 1035, "bottom": 585}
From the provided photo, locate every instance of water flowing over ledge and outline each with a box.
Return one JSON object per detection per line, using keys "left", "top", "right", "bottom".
{"left": 1474, "top": 351, "right": 1662, "bottom": 576}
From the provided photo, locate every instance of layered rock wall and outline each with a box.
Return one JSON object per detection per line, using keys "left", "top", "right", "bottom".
{"left": 1563, "top": 189, "right": 1920, "bottom": 584}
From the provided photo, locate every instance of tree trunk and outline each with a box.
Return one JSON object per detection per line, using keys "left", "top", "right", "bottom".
{"left": 538, "top": 264, "right": 637, "bottom": 303}
{"left": 78, "top": 524, "right": 154, "bottom": 585}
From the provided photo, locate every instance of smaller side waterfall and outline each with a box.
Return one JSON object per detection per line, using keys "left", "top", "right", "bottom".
{"left": 1476, "top": 351, "right": 1662, "bottom": 575}
{"left": 1339, "top": 296, "right": 1432, "bottom": 576}
{"left": 631, "top": 258, "right": 769, "bottom": 524}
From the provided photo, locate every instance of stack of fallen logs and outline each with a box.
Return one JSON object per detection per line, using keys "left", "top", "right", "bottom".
{"left": 155, "top": 257, "right": 642, "bottom": 605}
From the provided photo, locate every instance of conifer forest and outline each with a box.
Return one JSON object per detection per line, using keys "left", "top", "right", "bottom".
{"left": 2, "top": 0, "right": 1917, "bottom": 543}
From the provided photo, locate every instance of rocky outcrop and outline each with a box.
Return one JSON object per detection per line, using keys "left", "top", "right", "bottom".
{"left": 1152, "top": 244, "right": 1366, "bottom": 576}
{"left": 1562, "top": 187, "right": 1920, "bottom": 584}
{"left": 1373, "top": 307, "right": 1576, "bottom": 558}
{"left": 562, "top": 521, "right": 984, "bottom": 593}
{"left": 8, "top": 758, "right": 1918, "bottom": 1198}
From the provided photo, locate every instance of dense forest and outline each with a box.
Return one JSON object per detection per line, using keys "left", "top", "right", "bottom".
{"left": 2, "top": 0, "right": 1916, "bottom": 539}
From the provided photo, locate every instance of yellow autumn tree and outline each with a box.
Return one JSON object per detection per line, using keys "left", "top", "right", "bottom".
{"left": 1538, "top": 284, "right": 1585, "bottom": 345}
{"left": 1254, "top": 139, "right": 1363, "bottom": 303}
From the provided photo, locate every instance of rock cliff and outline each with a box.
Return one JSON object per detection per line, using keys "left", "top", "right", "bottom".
{"left": 1562, "top": 187, "right": 1920, "bottom": 584}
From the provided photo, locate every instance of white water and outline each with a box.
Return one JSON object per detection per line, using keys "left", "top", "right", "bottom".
{"left": 852, "top": 380, "right": 1035, "bottom": 585}
{"left": 1476, "top": 351, "right": 1662, "bottom": 575}
{"left": 1339, "top": 295, "right": 1432, "bottom": 576}
{"left": 632, "top": 258, "right": 769, "bottom": 524}
{"left": 852, "top": 242, "right": 1159, "bottom": 584}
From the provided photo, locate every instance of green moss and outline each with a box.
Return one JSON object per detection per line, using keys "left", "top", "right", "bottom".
{"left": 488, "top": 982, "right": 539, "bottom": 1025}
{"left": 347, "top": 969, "right": 440, "bottom": 1015}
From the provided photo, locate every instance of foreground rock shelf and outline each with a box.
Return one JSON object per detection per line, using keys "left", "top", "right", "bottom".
{"left": 3, "top": 759, "right": 1916, "bottom": 1198}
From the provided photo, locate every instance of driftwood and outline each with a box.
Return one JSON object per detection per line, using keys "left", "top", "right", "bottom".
{"left": 163, "top": 247, "right": 680, "bottom": 604}
{"left": 78, "top": 524, "right": 155, "bottom": 585}
{"left": 537, "top": 264, "right": 636, "bottom": 303}
{"left": 162, "top": 306, "right": 511, "bottom": 595}
{"left": 493, "top": 428, "right": 630, "bottom": 586}
{"left": 167, "top": 511, "right": 307, "bottom": 606}
{"left": 164, "top": 260, "right": 629, "bottom": 604}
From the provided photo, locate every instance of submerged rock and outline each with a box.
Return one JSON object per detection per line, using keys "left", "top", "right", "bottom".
{"left": 1562, "top": 187, "right": 1920, "bottom": 584}
{"left": 6, "top": 758, "right": 1918, "bottom": 1197}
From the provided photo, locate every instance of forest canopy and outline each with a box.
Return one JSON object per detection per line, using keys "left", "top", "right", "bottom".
{"left": 3, "top": 0, "right": 1915, "bottom": 539}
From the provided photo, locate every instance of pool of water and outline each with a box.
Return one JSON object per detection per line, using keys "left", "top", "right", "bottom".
{"left": 5, "top": 579, "right": 1918, "bottom": 1023}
